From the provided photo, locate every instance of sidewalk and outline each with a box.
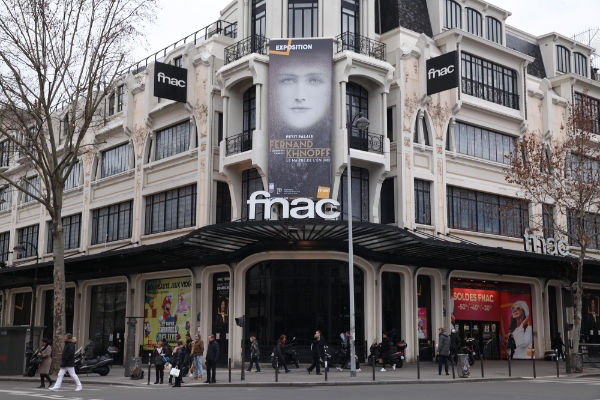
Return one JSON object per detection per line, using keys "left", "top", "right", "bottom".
{"left": 2, "top": 360, "right": 598, "bottom": 388}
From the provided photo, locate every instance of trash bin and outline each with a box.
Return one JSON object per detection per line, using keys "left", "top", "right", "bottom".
{"left": 572, "top": 353, "right": 583, "bottom": 373}
{"left": 456, "top": 354, "right": 471, "bottom": 378}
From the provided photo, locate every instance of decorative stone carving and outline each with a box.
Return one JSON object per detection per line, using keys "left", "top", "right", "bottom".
{"left": 201, "top": 142, "right": 207, "bottom": 152}
{"left": 133, "top": 123, "right": 149, "bottom": 159}
{"left": 436, "top": 145, "right": 442, "bottom": 154}
{"left": 194, "top": 100, "right": 209, "bottom": 138}
{"left": 428, "top": 97, "right": 451, "bottom": 140}
{"left": 81, "top": 150, "right": 96, "bottom": 176}
{"left": 437, "top": 159, "right": 443, "bottom": 176}
{"left": 405, "top": 153, "right": 411, "bottom": 170}
{"left": 403, "top": 93, "right": 419, "bottom": 132}
{"left": 403, "top": 137, "right": 411, "bottom": 147}
{"left": 200, "top": 155, "right": 206, "bottom": 173}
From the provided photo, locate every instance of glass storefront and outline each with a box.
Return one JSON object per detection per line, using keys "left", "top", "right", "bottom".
{"left": 42, "top": 288, "right": 75, "bottom": 341}
{"left": 382, "top": 272, "right": 402, "bottom": 336}
{"left": 245, "top": 260, "right": 364, "bottom": 363}
{"left": 13, "top": 292, "right": 32, "bottom": 326}
{"left": 417, "top": 275, "right": 433, "bottom": 360}
{"left": 89, "top": 283, "right": 126, "bottom": 365}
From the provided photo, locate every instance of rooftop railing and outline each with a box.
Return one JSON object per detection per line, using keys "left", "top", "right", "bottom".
{"left": 336, "top": 31, "right": 387, "bottom": 62}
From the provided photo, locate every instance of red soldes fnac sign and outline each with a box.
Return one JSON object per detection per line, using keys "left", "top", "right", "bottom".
{"left": 452, "top": 288, "right": 500, "bottom": 321}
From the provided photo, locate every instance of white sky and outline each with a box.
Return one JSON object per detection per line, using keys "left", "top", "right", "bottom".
{"left": 135, "top": 0, "right": 600, "bottom": 63}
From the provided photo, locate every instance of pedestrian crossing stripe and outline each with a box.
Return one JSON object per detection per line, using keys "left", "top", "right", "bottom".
{"left": 530, "top": 379, "right": 600, "bottom": 385}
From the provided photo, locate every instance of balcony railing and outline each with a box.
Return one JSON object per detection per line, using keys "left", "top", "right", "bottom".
{"left": 336, "top": 32, "right": 387, "bottom": 62}
{"left": 224, "top": 35, "right": 267, "bottom": 65}
{"left": 349, "top": 128, "right": 384, "bottom": 154}
{"left": 226, "top": 131, "right": 253, "bottom": 156}
{"left": 461, "top": 78, "right": 520, "bottom": 110}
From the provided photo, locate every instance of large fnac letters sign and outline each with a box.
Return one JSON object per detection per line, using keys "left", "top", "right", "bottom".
{"left": 154, "top": 62, "right": 187, "bottom": 103}
{"left": 426, "top": 51, "right": 459, "bottom": 96}
{"left": 268, "top": 38, "right": 333, "bottom": 200}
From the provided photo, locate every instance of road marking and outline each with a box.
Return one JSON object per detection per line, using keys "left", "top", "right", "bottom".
{"left": 0, "top": 389, "right": 105, "bottom": 399}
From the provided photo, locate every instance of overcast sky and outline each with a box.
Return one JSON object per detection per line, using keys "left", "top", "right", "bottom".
{"left": 136, "top": 0, "right": 600, "bottom": 62}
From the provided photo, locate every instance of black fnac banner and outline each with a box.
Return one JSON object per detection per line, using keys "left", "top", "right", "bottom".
{"left": 426, "top": 51, "right": 459, "bottom": 96}
{"left": 154, "top": 62, "right": 187, "bottom": 103}
{"left": 268, "top": 38, "right": 333, "bottom": 200}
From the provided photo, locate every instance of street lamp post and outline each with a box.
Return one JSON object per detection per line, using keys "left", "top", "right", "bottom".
{"left": 346, "top": 113, "right": 370, "bottom": 378}
{"left": 14, "top": 241, "right": 39, "bottom": 372}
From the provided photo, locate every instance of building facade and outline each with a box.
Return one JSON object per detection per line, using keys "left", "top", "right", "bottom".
{"left": 1, "top": 0, "right": 600, "bottom": 368}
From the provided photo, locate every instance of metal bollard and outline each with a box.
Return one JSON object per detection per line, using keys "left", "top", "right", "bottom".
{"left": 508, "top": 357, "right": 511, "bottom": 377}
{"left": 372, "top": 356, "right": 375, "bottom": 381}
{"left": 451, "top": 358, "right": 455, "bottom": 379}
{"left": 276, "top": 359, "right": 279, "bottom": 382}
{"left": 556, "top": 354, "right": 560, "bottom": 377}
{"left": 532, "top": 352, "right": 536, "bottom": 379}
{"left": 147, "top": 352, "right": 151, "bottom": 385}
{"left": 324, "top": 360, "right": 328, "bottom": 381}
{"left": 228, "top": 358, "right": 232, "bottom": 383}
{"left": 417, "top": 355, "right": 420, "bottom": 379}
{"left": 481, "top": 356, "right": 484, "bottom": 378}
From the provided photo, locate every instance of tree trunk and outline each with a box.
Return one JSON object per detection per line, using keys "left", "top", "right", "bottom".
{"left": 571, "top": 248, "right": 585, "bottom": 368}
{"left": 50, "top": 193, "right": 65, "bottom": 375}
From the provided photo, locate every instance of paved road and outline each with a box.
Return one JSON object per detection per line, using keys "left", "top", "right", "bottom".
{"left": 0, "top": 377, "right": 599, "bottom": 400}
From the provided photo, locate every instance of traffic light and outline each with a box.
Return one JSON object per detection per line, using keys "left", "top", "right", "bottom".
{"left": 235, "top": 316, "right": 245, "bottom": 328}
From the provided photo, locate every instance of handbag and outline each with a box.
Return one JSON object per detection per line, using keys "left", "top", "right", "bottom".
{"left": 170, "top": 367, "right": 180, "bottom": 377}
{"left": 161, "top": 355, "right": 169, "bottom": 364}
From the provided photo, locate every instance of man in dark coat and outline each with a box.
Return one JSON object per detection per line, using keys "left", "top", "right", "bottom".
{"left": 450, "top": 329, "right": 461, "bottom": 364}
{"left": 380, "top": 332, "right": 391, "bottom": 372}
{"left": 49, "top": 334, "right": 82, "bottom": 392}
{"left": 276, "top": 335, "right": 291, "bottom": 373}
{"left": 555, "top": 332, "right": 565, "bottom": 360}
{"left": 437, "top": 328, "right": 451, "bottom": 375}
{"left": 307, "top": 333, "right": 323, "bottom": 375}
{"left": 171, "top": 340, "right": 186, "bottom": 387}
{"left": 205, "top": 334, "right": 220, "bottom": 384}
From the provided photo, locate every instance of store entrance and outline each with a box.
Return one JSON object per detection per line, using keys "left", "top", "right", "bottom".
{"left": 457, "top": 320, "right": 501, "bottom": 360}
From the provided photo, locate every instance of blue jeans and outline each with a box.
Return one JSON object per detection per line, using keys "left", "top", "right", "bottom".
{"left": 438, "top": 355, "right": 449, "bottom": 374}
{"left": 194, "top": 355, "right": 203, "bottom": 378}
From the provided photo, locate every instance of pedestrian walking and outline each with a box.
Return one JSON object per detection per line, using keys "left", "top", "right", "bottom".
{"left": 276, "top": 335, "right": 291, "bottom": 373}
{"left": 450, "top": 329, "right": 460, "bottom": 365}
{"left": 380, "top": 332, "right": 391, "bottom": 372}
{"left": 152, "top": 341, "right": 166, "bottom": 384}
{"left": 338, "top": 331, "right": 361, "bottom": 372}
{"left": 171, "top": 340, "right": 186, "bottom": 388}
{"left": 49, "top": 334, "right": 82, "bottom": 392}
{"left": 205, "top": 334, "right": 220, "bottom": 384}
{"left": 508, "top": 333, "right": 516, "bottom": 360}
{"left": 306, "top": 333, "right": 323, "bottom": 375}
{"left": 437, "top": 327, "right": 450, "bottom": 375}
{"left": 192, "top": 333, "right": 204, "bottom": 380}
{"left": 36, "top": 338, "right": 53, "bottom": 388}
{"left": 247, "top": 336, "right": 261, "bottom": 372}
{"left": 316, "top": 330, "right": 328, "bottom": 371}
{"left": 555, "top": 333, "right": 565, "bottom": 361}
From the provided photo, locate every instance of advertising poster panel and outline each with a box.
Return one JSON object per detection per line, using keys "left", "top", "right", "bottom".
{"left": 268, "top": 38, "right": 333, "bottom": 200}
{"left": 213, "top": 273, "right": 230, "bottom": 365}
{"left": 143, "top": 277, "right": 192, "bottom": 351}
{"left": 583, "top": 289, "right": 600, "bottom": 342}
{"left": 417, "top": 307, "right": 429, "bottom": 339}
{"left": 452, "top": 288, "right": 500, "bottom": 321}
{"left": 499, "top": 292, "right": 533, "bottom": 359}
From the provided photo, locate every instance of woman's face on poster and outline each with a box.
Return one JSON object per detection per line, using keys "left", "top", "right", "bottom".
{"left": 512, "top": 304, "right": 524, "bottom": 319}
{"left": 591, "top": 299, "right": 596, "bottom": 312}
{"left": 220, "top": 300, "right": 226, "bottom": 312}
{"left": 273, "top": 61, "right": 332, "bottom": 131}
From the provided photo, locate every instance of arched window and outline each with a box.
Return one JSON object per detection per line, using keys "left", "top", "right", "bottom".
{"left": 556, "top": 45, "right": 571, "bottom": 73}
{"left": 485, "top": 16, "right": 502, "bottom": 44}
{"left": 466, "top": 8, "right": 482, "bottom": 37}
{"left": 444, "top": 0, "right": 461, "bottom": 29}
{"left": 346, "top": 82, "right": 369, "bottom": 151}
{"left": 338, "top": 166, "right": 369, "bottom": 222}
{"left": 574, "top": 52, "right": 587, "bottom": 77}
{"left": 413, "top": 112, "right": 430, "bottom": 146}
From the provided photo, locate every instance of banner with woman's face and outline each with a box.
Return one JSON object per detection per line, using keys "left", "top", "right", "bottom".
{"left": 268, "top": 38, "right": 333, "bottom": 199}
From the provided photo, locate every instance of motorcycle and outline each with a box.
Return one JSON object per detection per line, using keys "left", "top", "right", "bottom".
{"left": 72, "top": 346, "right": 118, "bottom": 376}
{"left": 270, "top": 337, "right": 300, "bottom": 369}
{"left": 367, "top": 337, "right": 405, "bottom": 369}
{"left": 27, "top": 348, "right": 42, "bottom": 377}
{"left": 460, "top": 338, "right": 477, "bottom": 366}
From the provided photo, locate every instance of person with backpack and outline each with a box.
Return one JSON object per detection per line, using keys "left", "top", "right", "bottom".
{"left": 152, "top": 341, "right": 167, "bottom": 384}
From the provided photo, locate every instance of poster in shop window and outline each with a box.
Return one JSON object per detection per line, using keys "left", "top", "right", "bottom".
{"left": 498, "top": 292, "right": 533, "bottom": 359}
{"left": 213, "top": 273, "right": 230, "bottom": 365}
{"left": 143, "top": 277, "right": 192, "bottom": 351}
{"left": 268, "top": 38, "right": 333, "bottom": 200}
{"left": 582, "top": 289, "right": 600, "bottom": 343}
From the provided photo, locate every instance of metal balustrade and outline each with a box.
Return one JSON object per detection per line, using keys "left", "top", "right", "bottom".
{"left": 224, "top": 35, "right": 267, "bottom": 65}
{"left": 461, "top": 78, "right": 520, "bottom": 110}
{"left": 349, "top": 128, "right": 384, "bottom": 154}
{"left": 336, "top": 32, "right": 387, "bottom": 62}
{"left": 225, "top": 131, "right": 253, "bottom": 156}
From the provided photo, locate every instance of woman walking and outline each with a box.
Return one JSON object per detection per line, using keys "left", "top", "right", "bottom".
{"left": 171, "top": 340, "right": 186, "bottom": 388}
{"left": 37, "top": 338, "right": 53, "bottom": 388}
{"left": 247, "top": 337, "right": 261, "bottom": 372}
{"left": 152, "top": 341, "right": 166, "bottom": 384}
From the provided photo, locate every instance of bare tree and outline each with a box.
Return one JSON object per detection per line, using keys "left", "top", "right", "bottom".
{"left": 0, "top": 0, "right": 157, "bottom": 372}
{"left": 506, "top": 89, "right": 600, "bottom": 364}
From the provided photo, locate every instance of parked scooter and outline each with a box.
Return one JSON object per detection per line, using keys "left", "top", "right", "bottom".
{"left": 460, "top": 338, "right": 477, "bottom": 366}
{"left": 27, "top": 348, "right": 42, "bottom": 377}
{"left": 270, "top": 337, "right": 300, "bottom": 369}
{"left": 367, "top": 331, "right": 406, "bottom": 368}
{"left": 72, "top": 346, "right": 118, "bottom": 376}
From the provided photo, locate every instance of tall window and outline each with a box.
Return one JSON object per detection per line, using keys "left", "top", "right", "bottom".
{"left": 116, "top": 85, "right": 125, "bottom": 113}
{"left": 217, "top": 112, "right": 224, "bottom": 144}
{"left": 64, "top": 161, "right": 81, "bottom": 190}
{"left": 446, "top": 186, "right": 529, "bottom": 238}
{"left": 101, "top": 143, "right": 130, "bottom": 178}
{"left": 486, "top": 16, "right": 502, "bottom": 44}
{"left": 288, "top": 0, "right": 318, "bottom": 38}
{"left": 567, "top": 211, "right": 600, "bottom": 249}
{"left": 252, "top": 0, "right": 266, "bottom": 38}
{"left": 338, "top": 166, "right": 369, "bottom": 222}
{"left": 444, "top": 0, "right": 461, "bottom": 29}
{"left": 415, "top": 179, "right": 432, "bottom": 225}
{"left": 341, "top": 0, "right": 360, "bottom": 35}
{"left": 145, "top": 185, "right": 197, "bottom": 235}
{"left": 173, "top": 57, "right": 183, "bottom": 68}
{"left": 0, "top": 186, "right": 10, "bottom": 211}
{"left": 543, "top": 204, "right": 554, "bottom": 239}
{"left": 380, "top": 178, "right": 395, "bottom": 224}
{"left": 556, "top": 45, "right": 570, "bottom": 73}
{"left": 454, "top": 121, "right": 514, "bottom": 164}
{"left": 386, "top": 107, "right": 394, "bottom": 142}
{"left": 242, "top": 168, "right": 264, "bottom": 220}
{"left": 91, "top": 200, "right": 133, "bottom": 245}
{"left": 0, "top": 140, "right": 10, "bottom": 167}
{"left": 414, "top": 115, "right": 430, "bottom": 146}
{"left": 216, "top": 181, "right": 232, "bottom": 224}
{"left": 0, "top": 232, "right": 9, "bottom": 262}
{"left": 574, "top": 53, "right": 588, "bottom": 77}
{"left": 347, "top": 82, "right": 369, "bottom": 149}
{"left": 47, "top": 214, "right": 81, "bottom": 253}
{"left": 24, "top": 176, "right": 39, "bottom": 203}
{"left": 156, "top": 121, "right": 190, "bottom": 161}
{"left": 108, "top": 93, "right": 115, "bottom": 116}
{"left": 243, "top": 86, "right": 256, "bottom": 136}
{"left": 461, "top": 52, "right": 519, "bottom": 110}
{"left": 17, "top": 224, "right": 39, "bottom": 258}
{"left": 465, "top": 8, "right": 482, "bottom": 37}
{"left": 574, "top": 93, "right": 600, "bottom": 133}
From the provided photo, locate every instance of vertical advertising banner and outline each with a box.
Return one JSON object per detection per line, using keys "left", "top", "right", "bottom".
{"left": 268, "top": 38, "right": 333, "bottom": 199}
{"left": 499, "top": 292, "right": 533, "bottom": 359}
{"left": 583, "top": 290, "right": 600, "bottom": 342}
{"left": 417, "top": 307, "right": 429, "bottom": 340}
{"left": 143, "top": 277, "right": 192, "bottom": 351}
{"left": 212, "top": 273, "right": 230, "bottom": 365}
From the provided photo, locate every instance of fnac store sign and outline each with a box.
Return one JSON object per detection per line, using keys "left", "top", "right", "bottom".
{"left": 453, "top": 288, "right": 500, "bottom": 321}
